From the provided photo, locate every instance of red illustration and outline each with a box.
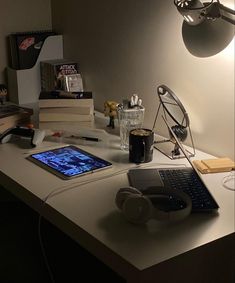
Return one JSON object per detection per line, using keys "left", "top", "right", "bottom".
{"left": 19, "top": 37, "right": 35, "bottom": 50}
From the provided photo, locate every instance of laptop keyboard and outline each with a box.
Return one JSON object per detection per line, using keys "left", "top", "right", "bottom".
{"left": 158, "top": 169, "right": 219, "bottom": 211}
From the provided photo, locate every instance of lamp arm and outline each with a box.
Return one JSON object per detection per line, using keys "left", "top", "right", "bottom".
{"left": 218, "top": 0, "right": 235, "bottom": 24}
{"left": 217, "top": 0, "right": 235, "bottom": 15}
{"left": 220, "top": 14, "right": 235, "bottom": 24}
{"left": 208, "top": 0, "right": 235, "bottom": 24}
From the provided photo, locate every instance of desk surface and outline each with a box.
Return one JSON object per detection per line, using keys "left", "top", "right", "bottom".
{"left": 0, "top": 127, "right": 234, "bottom": 282}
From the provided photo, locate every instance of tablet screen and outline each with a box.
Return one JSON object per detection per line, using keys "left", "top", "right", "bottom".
{"left": 27, "top": 145, "right": 112, "bottom": 179}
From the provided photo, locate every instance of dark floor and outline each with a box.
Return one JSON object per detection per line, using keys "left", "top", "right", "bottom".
{"left": 0, "top": 186, "right": 125, "bottom": 283}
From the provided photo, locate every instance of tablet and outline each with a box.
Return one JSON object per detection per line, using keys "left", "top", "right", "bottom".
{"left": 27, "top": 145, "right": 112, "bottom": 180}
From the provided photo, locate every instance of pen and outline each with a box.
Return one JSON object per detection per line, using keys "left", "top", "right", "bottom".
{"left": 67, "top": 135, "right": 101, "bottom": 142}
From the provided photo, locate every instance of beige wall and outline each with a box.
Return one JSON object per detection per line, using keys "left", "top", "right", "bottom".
{"left": 1, "top": 0, "right": 233, "bottom": 159}
{"left": 51, "top": 0, "right": 234, "bottom": 159}
{"left": 0, "top": 0, "right": 52, "bottom": 84}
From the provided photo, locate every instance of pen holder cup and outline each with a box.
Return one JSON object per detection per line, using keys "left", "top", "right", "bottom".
{"left": 117, "top": 106, "right": 145, "bottom": 151}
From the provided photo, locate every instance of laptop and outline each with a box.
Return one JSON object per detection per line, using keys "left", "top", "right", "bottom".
{"left": 128, "top": 117, "right": 219, "bottom": 212}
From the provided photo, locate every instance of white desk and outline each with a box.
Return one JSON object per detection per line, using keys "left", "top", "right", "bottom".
{"left": 0, "top": 130, "right": 234, "bottom": 283}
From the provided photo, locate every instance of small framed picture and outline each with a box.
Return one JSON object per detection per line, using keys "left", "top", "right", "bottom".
{"left": 63, "top": 74, "right": 83, "bottom": 92}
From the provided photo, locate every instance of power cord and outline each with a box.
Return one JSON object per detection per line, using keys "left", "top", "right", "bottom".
{"left": 222, "top": 171, "right": 235, "bottom": 191}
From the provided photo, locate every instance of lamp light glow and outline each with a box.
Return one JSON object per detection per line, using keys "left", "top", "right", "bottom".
{"left": 188, "top": 15, "right": 194, "bottom": 21}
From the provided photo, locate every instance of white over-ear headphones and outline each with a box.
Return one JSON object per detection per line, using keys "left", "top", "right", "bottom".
{"left": 115, "top": 186, "right": 192, "bottom": 224}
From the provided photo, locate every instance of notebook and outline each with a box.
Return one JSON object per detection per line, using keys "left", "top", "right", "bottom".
{"left": 128, "top": 117, "right": 219, "bottom": 212}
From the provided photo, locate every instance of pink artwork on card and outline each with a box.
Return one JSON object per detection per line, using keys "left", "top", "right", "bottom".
{"left": 19, "top": 37, "right": 35, "bottom": 50}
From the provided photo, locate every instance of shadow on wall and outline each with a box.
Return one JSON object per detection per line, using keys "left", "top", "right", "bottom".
{"left": 182, "top": 18, "right": 234, "bottom": 57}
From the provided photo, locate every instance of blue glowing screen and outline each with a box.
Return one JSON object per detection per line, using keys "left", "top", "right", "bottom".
{"left": 30, "top": 145, "right": 112, "bottom": 177}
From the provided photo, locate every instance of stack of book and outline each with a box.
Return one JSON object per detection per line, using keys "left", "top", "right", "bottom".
{"left": 0, "top": 105, "right": 33, "bottom": 133}
{"left": 38, "top": 91, "right": 94, "bottom": 131}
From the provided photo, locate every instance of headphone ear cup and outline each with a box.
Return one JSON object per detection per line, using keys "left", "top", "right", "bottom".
{"left": 115, "top": 187, "right": 141, "bottom": 210}
{"left": 122, "top": 194, "right": 153, "bottom": 224}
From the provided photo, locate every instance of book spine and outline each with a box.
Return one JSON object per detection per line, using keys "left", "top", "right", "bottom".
{"left": 39, "top": 113, "right": 93, "bottom": 122}
{"left": 39, "top": 91, "right": 92, "bottom": 100}
{"left": 0, "top": 105, "right": 33, "bottom": 119}
{"left": 39, "top": 120, "right": 95, "bottom": 131}
{"left": 0, "top": 113, "right": 32, "bottom": 133}
{"left": 38, "top": 98, "right": 94, "bottom": 108}
{"left": 40, "top": 106, "right": 92, "bottom": 115}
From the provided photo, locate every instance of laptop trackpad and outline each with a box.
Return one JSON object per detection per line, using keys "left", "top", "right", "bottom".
{"left": 128, "top": 169, "right": 164, "bottom": 192}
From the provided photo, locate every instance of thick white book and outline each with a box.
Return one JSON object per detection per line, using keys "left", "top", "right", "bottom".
{"left": 39, "top": 120, "right": 95, "bottom": 131}
{"left": 39, "top": 106, "right": 93, "bottom": 115}
{"left": 39, "top": 98, "right": 94, "bottom": 108}
{"left": 0, "top": 114, "right": 31, "bottom": 133}
{"left": 39, "top": 112, "right": 94, "bottom": 122}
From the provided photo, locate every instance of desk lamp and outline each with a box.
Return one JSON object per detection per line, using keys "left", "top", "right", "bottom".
{"left": 152, "top": 85, "right": 195, "bottom": 159}
{"left": 174, "top": 0, "right": 235, "bottom": 25}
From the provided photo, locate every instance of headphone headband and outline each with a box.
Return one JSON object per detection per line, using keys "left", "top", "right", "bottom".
{"left": 116, "top": 186, "right": 192, "bottom": 224}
